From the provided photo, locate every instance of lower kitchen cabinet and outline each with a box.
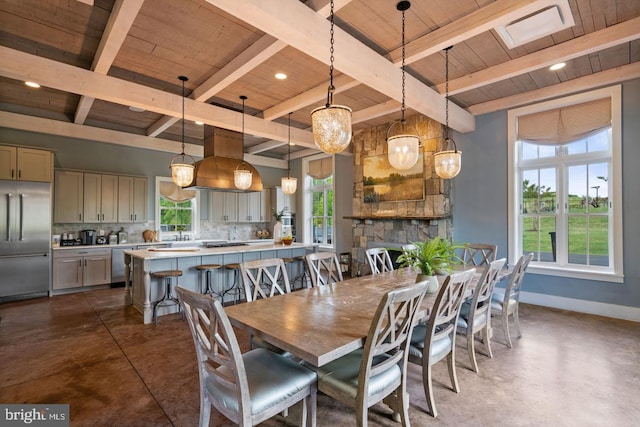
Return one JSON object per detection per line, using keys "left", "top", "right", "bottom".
{"left": 53, "top": 248, "right": 112, "bottom": 290}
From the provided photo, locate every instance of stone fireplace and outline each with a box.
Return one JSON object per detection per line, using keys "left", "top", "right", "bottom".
{"left": 349, "top": 113, "right": 453, "bottom": 276}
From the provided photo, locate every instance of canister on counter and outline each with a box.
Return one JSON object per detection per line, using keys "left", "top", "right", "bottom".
{"left": 117, "top": 227, "right": 128, "bottom": 244}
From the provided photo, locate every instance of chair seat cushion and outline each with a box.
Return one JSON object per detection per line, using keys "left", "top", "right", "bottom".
{"left": 206, "top": 348, "right": 316, "bottom": 416}
{"left": 408, "top": 324, "right": 452, "bottom": 361}
{"left": 491, "top": 291, "right": 517, "bottom": 313}
{"left": 458, "top": 311, "right": 488, "bottom": 332}
{"left": 315, "top": 349, "right": 401, "bottom": 401}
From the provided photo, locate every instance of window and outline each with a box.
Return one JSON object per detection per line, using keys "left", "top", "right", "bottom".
{"left": 508, "top": 86, "right": 623, "bottom": 282}
{"left": 155, "top": 177, "right": 199, "bottom": 239}
{"left": 303, "top": 156, "right": 334, "bottom": 247}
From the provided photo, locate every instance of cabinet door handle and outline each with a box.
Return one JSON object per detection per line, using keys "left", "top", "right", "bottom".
{"left": 79, "top": 259, "right": 82, "bottom": 267}
{"left": 18, "top": 170, "right": 21, "bottom": 179}
{"left": 84, "top": 259, "right": 87, "bottom": 266}
{"left": 11, "top": 169, "right": 15, "bottom": 178}
{"left": 134, "top": 214, "right": 137, "bottom": 221}
{"left": 130, "top": 214, "right": 133, "bottom": 221}
{"left": 102, "top": 214, "right": 104, "bottom": 221}
{"left": 97, "top": 214, "right": 100, "bottom": 221}
{"left": 79, "top": 213, "right": 82, "bottom": 221}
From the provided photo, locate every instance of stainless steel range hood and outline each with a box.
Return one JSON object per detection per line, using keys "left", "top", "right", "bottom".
{"left": 187, "top": 126, "right": 263, "bottom": 192}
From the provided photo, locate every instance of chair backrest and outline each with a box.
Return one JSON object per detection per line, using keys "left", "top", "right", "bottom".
{"left": 502, "top": 253, "right": 533, "bottom": 304}
{"left": 358, "top": 281, "right": 428, "bottom": 400}
{"left": 240, "top": 258, "right": 291, "bottom": 302}
{"left": 366, "top": 247, "right": 395, "bottom": 275}
{"left": 176, "top": 286, "right": 251, "bottom": 423}
{"left": 305, "top": 252, "right": 344, "bottom": 287}
{"left": 466, "top": 258, "right": 506, "bottom": 326}
{"left": 462, "top": 243, "right": 497, "bottom": 266}
{"left": 425, "top": 269, "right": 476, "bottom": 359}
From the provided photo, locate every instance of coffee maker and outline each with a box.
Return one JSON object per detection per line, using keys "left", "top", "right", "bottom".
{"left": 80, "top": 229, "right": 96, "bottom": 245}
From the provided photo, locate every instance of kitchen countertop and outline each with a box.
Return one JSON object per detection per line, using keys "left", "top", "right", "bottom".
{"left": 52, "top": 239, "right": 275, "bottom": 250}
{"left": 124, "top": 242, "right": 310, "bottom": 260}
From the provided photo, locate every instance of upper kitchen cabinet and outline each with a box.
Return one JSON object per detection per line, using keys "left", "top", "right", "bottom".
{"left": 83, "top": 173, "right": 118, "bottom": 223}
{"left": 0, "top": 145, "right": 53, "bottom": 182}
{"left": 54, "top": 171, "right": 84, "bottom": 223}
{"left": 238, "top": 189, "right": 270, "bottom": 222}
{"left": 210, "top": 192, "right": 238, "bottom": 222}
{"left": 118, "top": 176, "right": 148, "bottom": 223}
{"left": 271, "top": 186, "right": 296, "bottom": 214}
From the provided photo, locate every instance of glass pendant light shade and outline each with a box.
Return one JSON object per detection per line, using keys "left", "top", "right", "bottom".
{"left": 386, "top": 1, "right": 420, "bottom": 170}
{"left": 235, "top": 95, "right": 253, "bottom": 190}
{"left": 311, "top": 103, "right": 352, "bottom": 154}
{"left": 234, "top": 168, "right": 252, "bottom": 190}
{"left": 281, "top": 176, "right": 297, "bottom": 195}
{"left": 387, "top": 134, "right": 420, "bottom": 170}
{"left": 311, "top": 0, "right": 352, "bottom": 154}
{"left": 171, "top": 162, "right": 194, "bottom": 187}
{"left": 434, "top": 138, "right": 462, "bottom": 179}
{"left": 171, "top": 75, "right": 195, "bottom": 187}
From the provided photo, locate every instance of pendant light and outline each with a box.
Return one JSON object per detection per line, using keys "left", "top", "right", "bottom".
{"left": 434, "top": 47, "right": 462, "bottom": 179}
{"left": 170, "top": 76, "right": 195, "bottom": 187}
{"left": 386, "top": 1, "right": 420, "bottom": 170}
{"left": 234, "top": 95, "right": 253, "bottom": 190}
{"left": 310, "top": 0, "right": 352, "bottom": 154}
{"left": 281, "top": 113, "right": 297, "bottom": 195}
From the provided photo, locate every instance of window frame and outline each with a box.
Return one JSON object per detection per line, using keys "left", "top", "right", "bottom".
{"left": 154, "top": 176, "right": 200, "bottom": 241}
{"left": 302, "top": 154, "right": 334, "bottom": 249}
{"left": 507, "top": 86, "right": 623, "bottom": 283}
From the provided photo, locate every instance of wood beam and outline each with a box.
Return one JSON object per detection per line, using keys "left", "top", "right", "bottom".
{"left": 467, "top": 62, "right": 640, "bottom": 115}
{"left": 73, "top": 0, "right": 145, "bottom": 124}
{"left": 438, "top": 17, "right": 640, "bottom": 95}
{"left": 387, "top": 0, "right": 557, "bottom": 65}
{"left": 206, "top": 0, "right": 474, "bottom": 133}
{"left": 289, "top": 148, "right": 322, "bottom": 160}
{"left": 247, "top": 140, "right": 287, "bottom": 155}
{"left": 0, "top": 47, "right": 316, "bottom": 148}
{"left": 352, "top": 100, "right": 401, "bottom": 124}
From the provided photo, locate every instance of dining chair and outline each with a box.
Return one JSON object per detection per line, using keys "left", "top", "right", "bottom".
{"left": 408, "top": 268, "right": 476, "bottom": 418}
{"left": 491, "top": 253, "right": 533, "bottom": 348}
{"left": 305, "top": 252, "right": 343, "bottom": 287}
{"left": 461, "top": 243, "right": 497, "bottom": 266}
{"left": 365, "top": 247, "right": 394, "bottom": 275}
{"left": 315, "top": 281, "right": 429, "bottom": 427}
{"left": 240, "top": 258, "right": 291, "bottom": 302}
{"left": 456, "top": 258, "right": 506, "bottom": 373}
{"left": 176, "top": 286, "right": 317, "bottom": 427}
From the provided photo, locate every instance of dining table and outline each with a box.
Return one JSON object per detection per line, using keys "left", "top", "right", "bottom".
{"left": 225, "top": 266, "right": 511, "bottom": 367}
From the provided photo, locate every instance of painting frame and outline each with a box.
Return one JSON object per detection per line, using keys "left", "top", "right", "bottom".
{"left": 363, "top": 153, "right": 424, "bottom": 203}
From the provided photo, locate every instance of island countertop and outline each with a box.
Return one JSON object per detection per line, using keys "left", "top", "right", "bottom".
{"left": 124, "top": 242, "right": 311, "bottom": 260}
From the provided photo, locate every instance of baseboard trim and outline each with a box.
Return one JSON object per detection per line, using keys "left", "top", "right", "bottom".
{"left": 520, "top": 291, "right": 640, "bottom": 322}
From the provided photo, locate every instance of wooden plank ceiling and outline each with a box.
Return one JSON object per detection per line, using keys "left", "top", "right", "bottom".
{"left": 0, "top": 0, "right": 638, "bottom": 166}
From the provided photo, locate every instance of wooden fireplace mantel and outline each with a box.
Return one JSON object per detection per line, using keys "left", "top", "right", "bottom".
{"left": 344, "top": 215, "right": 451, "bottom": 221}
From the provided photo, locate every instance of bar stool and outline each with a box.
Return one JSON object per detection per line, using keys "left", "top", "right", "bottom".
{"left": 196, "top": 263, "right": 222, "bottom": 300}
{"left": 151, "top": 269, "right": 183, "bottom": 325}
{"left": 222, "top": 263, "right": 243, "bottom": 305}
{"left": 291, "top": 256, "right": 310, "bottom": 290}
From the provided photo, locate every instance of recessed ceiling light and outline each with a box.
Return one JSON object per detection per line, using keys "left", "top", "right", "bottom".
{"left": 549, "top": 62, "right": 566, "bottom": 71}
{"left": 275, "top": 73, "right": 287, "bottom": 80}
{"left": 195, "top": 121, "right": 204, "bottom": 125}
{"left": 128, "top": 106, "right": 146, "bottom": 112}
{"left": 25, "top": 81, "right": 40, "bottom": 88}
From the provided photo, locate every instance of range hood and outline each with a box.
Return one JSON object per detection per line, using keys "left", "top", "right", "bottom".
{"left": 187, "top": 126, "right": 263, "bottom": 192}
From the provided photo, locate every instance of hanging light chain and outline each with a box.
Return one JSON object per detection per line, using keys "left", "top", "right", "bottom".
{"left": 180, "top": 76, "right": 187, "bottom": 156}
{"left": 287, "top": 112, "right": 292, "bottom": 177}
{"left": 445, "top": 47, "right": 450, "bottom": 139}
{"left": 401, "top": 7, "right": 406, "bottom": 123}
{"left": 240, "top": 95, "right": 247, "bottom": 162}
{"left": 329, "top": 0, "right": 335, "bottom": 90}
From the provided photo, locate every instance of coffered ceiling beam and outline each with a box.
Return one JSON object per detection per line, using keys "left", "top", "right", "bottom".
{"left": 439, "top": 17, "right": 640, "bottom": 96}
{"left": 387, "top": 0, "right": 558, "bottom": 65}
{"left": 468, "top": 62, "right": 640, "bottom": 116}
{"left": 206, "top": 0, "right": 474, "bottom": 133}
{"left": 146, "top": 0, "right": 353, "bottom": 138}
{"left": 247, "top": 140, "right": 287, "bottom": 155}
{"left": 0, "top": 47, "right": 316, "bottom": 148}
{"left": 73, "top": 0, "right": 145, "bottom": 125}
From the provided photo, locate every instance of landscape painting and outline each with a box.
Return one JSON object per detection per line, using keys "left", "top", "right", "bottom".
{"left": 363, "top": 153, "right": 424, "bottom": 203}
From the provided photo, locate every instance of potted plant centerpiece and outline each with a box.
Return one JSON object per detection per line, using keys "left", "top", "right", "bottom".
{"left": 396, "top": 237, "right": 463, "bottom": 294}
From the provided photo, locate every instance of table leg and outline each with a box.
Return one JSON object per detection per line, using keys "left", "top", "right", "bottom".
{"left": 124, "top": 253, "right": 132, "bottom": 305}
{"left": 143, "top": 267, "right": 152, "bottom": 324}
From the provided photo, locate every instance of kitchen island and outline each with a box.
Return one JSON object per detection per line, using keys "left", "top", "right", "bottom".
{"left": 123, "top": 243, "right": 312, "bottom": 324}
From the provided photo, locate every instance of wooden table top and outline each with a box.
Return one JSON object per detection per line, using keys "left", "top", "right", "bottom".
{"left": 225, "top": 266, "right": 508, "bottom": 367}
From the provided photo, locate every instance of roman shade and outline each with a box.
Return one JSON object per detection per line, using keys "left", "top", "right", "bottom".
{"left": 517, "top": 98, "right": 611, "bottom": 144}
{"left": 160, "top": 181, "right": 196, "bottom": 202}
{"left": 307, "top": 157, "right": 333, "bottom": 179}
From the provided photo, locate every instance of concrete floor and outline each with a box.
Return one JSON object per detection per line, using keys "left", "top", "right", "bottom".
{"left": 1, "top": 288, "right": 638, "bottom": 426}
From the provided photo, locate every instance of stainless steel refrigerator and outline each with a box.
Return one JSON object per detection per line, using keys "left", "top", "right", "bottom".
{"left": 0, "top": 179, "right": 51, "bottom": 300}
